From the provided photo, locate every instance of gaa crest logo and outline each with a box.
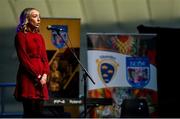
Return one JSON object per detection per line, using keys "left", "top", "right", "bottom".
{"left": 96, "top": 59, "right": 119, "bottom": 84}
{"left": 51, "top": 25, "right": 68, "bottom": 48}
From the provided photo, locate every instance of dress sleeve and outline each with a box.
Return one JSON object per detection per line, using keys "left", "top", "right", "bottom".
{"left": 40, "top": 35, "right": 50, "bottom": 74}
{"left": 15, "top": 32, "right": 40, "bottom": 78}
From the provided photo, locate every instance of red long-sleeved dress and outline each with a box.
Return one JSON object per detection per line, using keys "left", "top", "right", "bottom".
{"left": 14, "top": 31, "right": 49, "bottom": 101}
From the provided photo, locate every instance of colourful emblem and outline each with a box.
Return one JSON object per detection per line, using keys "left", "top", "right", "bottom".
{"left": 51, "top": 25, "right": 68, "bottom": 48}
{"left": 97, "top": 59, "right": 119, "bottom": 84}
{"left": 126, "top": 57, "right": 150, "bottom": 88}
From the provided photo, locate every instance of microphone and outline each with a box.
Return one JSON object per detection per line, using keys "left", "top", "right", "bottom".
{"left": 47, "top": 25, "right": 63, "bottom": 31}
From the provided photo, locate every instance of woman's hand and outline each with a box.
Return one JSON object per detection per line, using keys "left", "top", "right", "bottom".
{"left": 40, "top": 74, "right": 47, "bottom": 86}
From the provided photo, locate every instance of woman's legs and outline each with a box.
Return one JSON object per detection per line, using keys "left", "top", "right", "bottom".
{"left": 23, "top": 99, "right": 43, "bottom": 118}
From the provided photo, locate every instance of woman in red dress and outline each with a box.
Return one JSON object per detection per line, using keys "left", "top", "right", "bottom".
{"left": 14, "top": 8, "right": 49, "bottom": 117}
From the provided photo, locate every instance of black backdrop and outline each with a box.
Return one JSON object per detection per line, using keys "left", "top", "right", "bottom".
{"left": 137, "top": 25, "right": 180, "bottom": 117}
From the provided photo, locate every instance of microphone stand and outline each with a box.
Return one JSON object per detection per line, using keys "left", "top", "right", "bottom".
{"left": 54, "top": 29, "right": 95, "bottom": 117}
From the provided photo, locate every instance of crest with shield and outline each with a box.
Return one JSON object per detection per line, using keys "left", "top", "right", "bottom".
{"left": 50, "top": 25, "right": 68, "bottom": 49}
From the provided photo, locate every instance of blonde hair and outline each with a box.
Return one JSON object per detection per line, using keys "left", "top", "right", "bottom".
{"left": 16, "top": 8, "right": 40, "bottom": 33}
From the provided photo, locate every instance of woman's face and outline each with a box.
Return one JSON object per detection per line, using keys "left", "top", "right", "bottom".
{"left": 29, "top": 9, "right": 40, "bottom": 28}
{"left": 51, "top": 60, "right": 58, "bottom": 71}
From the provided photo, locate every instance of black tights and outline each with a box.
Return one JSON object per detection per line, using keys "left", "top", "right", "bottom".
{"left": 22, "top": 99, "right": 43, "bottom": 118}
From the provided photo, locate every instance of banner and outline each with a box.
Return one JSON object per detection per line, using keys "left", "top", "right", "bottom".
{"left": 87, "top": 33, "right": 157, "bottom": 117}
{"left": 40, "top": 18, "right": 81, "bottom": 117}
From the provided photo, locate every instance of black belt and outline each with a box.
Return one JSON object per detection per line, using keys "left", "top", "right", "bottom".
{"left": 29, "top": 54, "right": 41, "bottom": 58}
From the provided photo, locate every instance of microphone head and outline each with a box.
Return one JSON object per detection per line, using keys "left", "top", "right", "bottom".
{"left": 47, "top": 25, "right": 52, "bottom": 30}
{"left": 47, "top": 25, "right": 64, "bottom": 31}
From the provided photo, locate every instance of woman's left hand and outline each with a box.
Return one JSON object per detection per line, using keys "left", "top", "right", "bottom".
{"left": 40, "top": 74, "right": 47, "bottom": 86}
